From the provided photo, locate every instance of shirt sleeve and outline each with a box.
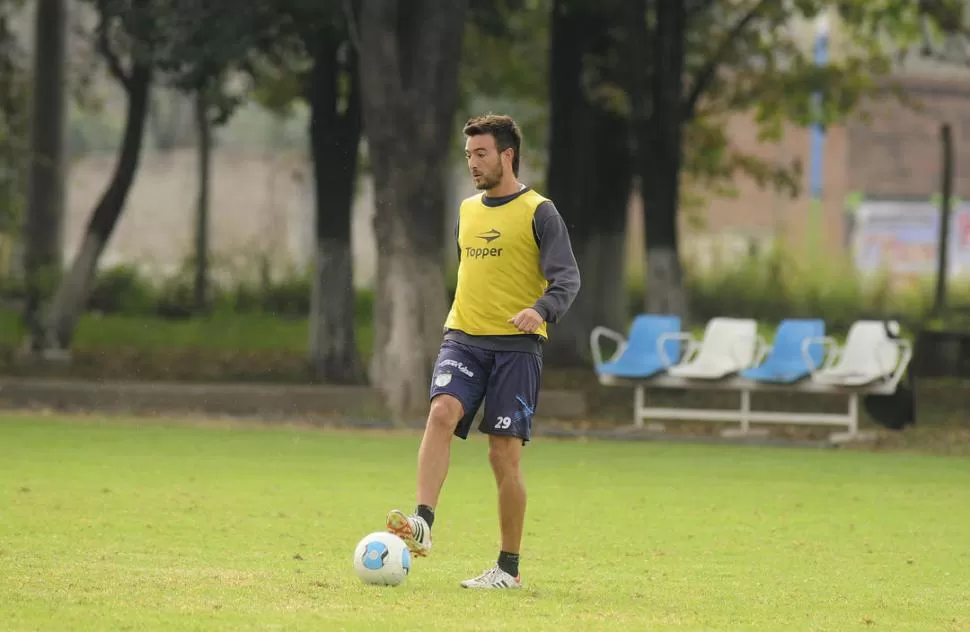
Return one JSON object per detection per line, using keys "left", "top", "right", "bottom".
{"left": 531, "top": 200, "right": 581, "bottom": 324}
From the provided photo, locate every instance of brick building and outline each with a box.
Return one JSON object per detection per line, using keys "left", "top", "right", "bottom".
{"left": 653, "top": 62, "right": 970, "bottom": 269}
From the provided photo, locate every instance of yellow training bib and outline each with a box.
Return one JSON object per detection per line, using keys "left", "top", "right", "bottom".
{"left": 444, "top": 189, "right": 549, "bottom": 339}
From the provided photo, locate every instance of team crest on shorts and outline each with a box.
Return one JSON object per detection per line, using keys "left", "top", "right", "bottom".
{"left": 434, "top": 372, "right": 452, "bottom": 387}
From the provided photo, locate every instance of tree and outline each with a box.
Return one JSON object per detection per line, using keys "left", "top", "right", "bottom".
{"left": 305, "top": 22, "right": 365, "bottom": 384}
{"left": 534, "top": 0, "right": 927, "bottom": 362}
{"left": 622, "top": 0, "right": 926, "bottom": 319}
{"left": 42, "top": 0, "right": 160, "bottom": 352}
{"left": 23, "top": 0, "right": 68, "bottom": 351}
{"left": 358, "top": 0, "right": 470, "bottom": 422}
{"left": 40, "top": 0, "right": 284, "bottom": 348}
{"left": 249, "top": 0, "right": 366, "bottom": 384}
{"left": 459, "top": 0, "right": 619, "bottom": 367}
{"left": 158, "top": 2, "right": 281, "bottom": 313}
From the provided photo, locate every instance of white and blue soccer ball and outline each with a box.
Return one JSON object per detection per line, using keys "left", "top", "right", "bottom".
{"left": 353, "top": 531, "right": 411, "bottom": 586}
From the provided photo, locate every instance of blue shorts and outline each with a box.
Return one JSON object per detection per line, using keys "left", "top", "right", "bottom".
{"left": 429, "top": 340, "right": 542, "bottom": 443}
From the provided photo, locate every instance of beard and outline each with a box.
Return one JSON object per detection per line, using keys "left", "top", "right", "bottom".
{"left": 474, "top": 163, "right": 504, "bottom": 190}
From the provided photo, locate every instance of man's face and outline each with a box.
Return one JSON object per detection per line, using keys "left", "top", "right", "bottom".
{"left": 465, "top": 134, "right": 506, "bottom": 191}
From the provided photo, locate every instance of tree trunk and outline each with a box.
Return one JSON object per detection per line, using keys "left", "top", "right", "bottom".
{"left": 586, "top": 231, "right": 628, "bottom": 329}
{"left": 193, "top": 89, "right": 211, "bottom": 313}
{"left": 643, "top": 210, "right": 687, "bottom": 318}
{"left": 23, "top": 0, "right": 68, "bottom": 350}
{"left": 641, "top": 136, "right": 687, "bottom": 318}
{"left": 365, "top": 162, "right": 453, "bottom": 423}
{"left": 371, "top": 222, "right": 448, "bottom": 420}
{"left": 43, "top": 62, "right": 152, "bottom": 350}
{"left": 545, "top": 107, "right": 632, "bottom": 365}
{"left": 359, "top": 0, "right": 469, "bottom": 423}
{"left": 543, "top": 0, "right": 593, "bottom": 366}
{"left": 306, "top": 31, "right": 365, "bottom": 384}
{"left": 585, "top": 108, "right": 632, "bottom": 331}
{"left": 543, "top": 0, "right": 632, "bottom": 366}
{"left": 640, "top": 0, "right": 688, "bottom": 319}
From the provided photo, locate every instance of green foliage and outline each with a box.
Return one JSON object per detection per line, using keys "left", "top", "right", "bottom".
{"left": 459, "top": 1, "right": 929, "bottom": 209}
{"left": 667, "top": 242, "right": 957, "bottom": 335}
{"left": 149, "top": 0, "right": 266, "bottom": 126}
{"left": 458, "top": 0, "right": 551, "bottom": 171}
{"left": 88, "top": 265, "right": 157, "bottom": 314}
{"left": 244, "top": 1, "right": 354, "bottom": 119}
{"left": 80, "top": 258, "right": 381, "bottom": 326}
{"left": 156, "top": 2, "right": 290, "bottom": 125}
{"left": 912, "top": 0, "right": 968, "bottom": 58}
{"left": 67, "top": 245, "right": 968, "bottom": 349}
{"left": 0, "top": 308, "right": 311, "bottom": 352}
{"left": 249, "top": 61, "right": 307, "bottom": 117}
{"left": 673, "top": 1, "right": 926, "bottom": 203}
{"left": 83, "top": 0, "right": 288, "bottom": 130}
{"left": 86, "top": 0, "right": 170, "bottom": 69}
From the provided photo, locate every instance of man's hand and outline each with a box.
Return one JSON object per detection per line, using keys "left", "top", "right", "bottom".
{"left": 508, "top": 308, "right": 544, "bottom": 334}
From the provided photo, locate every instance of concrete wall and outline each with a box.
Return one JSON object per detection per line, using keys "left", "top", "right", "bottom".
{"left": 63, "top": 149, "right": 538, "bottom": 288}
{"left": 61, "top": 76, "right": 970, "bottom": 287}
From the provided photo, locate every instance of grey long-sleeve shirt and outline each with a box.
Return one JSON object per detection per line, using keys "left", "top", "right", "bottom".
{"left": 445, "top": 189, "right": 581, "bottom": 355}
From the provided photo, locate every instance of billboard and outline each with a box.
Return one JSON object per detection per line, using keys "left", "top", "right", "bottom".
{"left": 851, "top": 199, "right": 970, "bottom": 279}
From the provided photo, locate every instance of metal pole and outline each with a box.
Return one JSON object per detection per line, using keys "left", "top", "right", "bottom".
{"left": 740, "top": 389, "right": 751, "bottom": 434}
{"left": 848, "top": 393, "right": 858, "bottom": 437}
{"left": 933, "top": 123, "right": 954, "bottom": 317}
{"left": 808, "top": 12, "right": 830, "bottom": 255}
{"left": 634, "top": 385, "right": 644, "bottom": 428}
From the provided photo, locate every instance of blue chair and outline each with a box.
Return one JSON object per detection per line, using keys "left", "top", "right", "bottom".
{"left": 741, "top": 319, "right": 826, "bottom": 384}
{"left": 590, "top": 314, "right": 682, "bottom": 379}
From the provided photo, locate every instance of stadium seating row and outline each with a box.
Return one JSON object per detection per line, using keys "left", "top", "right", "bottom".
{"left": 589, "top": 316, "right": 913, "bottom": 442}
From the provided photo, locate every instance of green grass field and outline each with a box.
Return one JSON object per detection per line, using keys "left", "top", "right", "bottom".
{"left": 2, "top": 415, "right": 969, "bottom": 631}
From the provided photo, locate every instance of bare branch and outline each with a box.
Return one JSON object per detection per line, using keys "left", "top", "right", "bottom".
{"left": 682, "top": 0, "right": 771, "bottom": 120}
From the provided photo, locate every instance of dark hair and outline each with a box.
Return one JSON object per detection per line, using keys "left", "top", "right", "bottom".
{"left": 463, "top": 113, "right": 522, "bottom": 176}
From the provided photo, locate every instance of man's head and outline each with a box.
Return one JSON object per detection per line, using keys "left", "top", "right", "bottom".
{"left": 463, "top": 113, "right": 522, "bottom": 191}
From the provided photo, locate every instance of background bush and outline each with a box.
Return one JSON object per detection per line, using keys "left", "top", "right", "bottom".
{"left": 26, "top": 243, "right": 970, "bottom": 336}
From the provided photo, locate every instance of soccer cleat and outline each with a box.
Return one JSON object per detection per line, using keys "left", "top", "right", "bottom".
{"left": 459, "top": 565, "right": 521, "bottom": 589}
{"left": 385, "top": 509, "right": 432, "bottom": 557}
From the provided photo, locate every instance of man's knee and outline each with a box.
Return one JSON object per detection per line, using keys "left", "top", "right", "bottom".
{"left": 428, "top": 394, "right": 463, "bottom": 432}
{"left": 488, "top": 436, "right": 521, "bottom": 477}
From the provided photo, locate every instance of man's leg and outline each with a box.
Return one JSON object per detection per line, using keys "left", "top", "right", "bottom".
{"left": 416, "top": 394, "right": 464, "bottom": 512}
{"left": 490, "top": 434, "right": 525, "bottom": 565}
{"left": 387, "top": 340, "right": 489, "bottom": 557}
{"left": 387, "top": 395, "right": 464, "bottom": 557}
{"left": 460, "top": 349, "right": 539, "bottom": 589}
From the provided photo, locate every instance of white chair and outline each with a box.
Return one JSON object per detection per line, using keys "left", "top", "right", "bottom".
{"left": 809, "top": 320, "right": 911, "bottom": 387}
{"left": 664, "top": 317, "right": 763, "bottom": 380}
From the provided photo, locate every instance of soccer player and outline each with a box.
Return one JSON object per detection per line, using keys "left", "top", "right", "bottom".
{"left": 384, "top": 113, "right": 581, "bottom": 589}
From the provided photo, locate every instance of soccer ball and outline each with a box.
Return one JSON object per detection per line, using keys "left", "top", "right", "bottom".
{"left": 353, "top": 531, "right": 411, "bottom": 586}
